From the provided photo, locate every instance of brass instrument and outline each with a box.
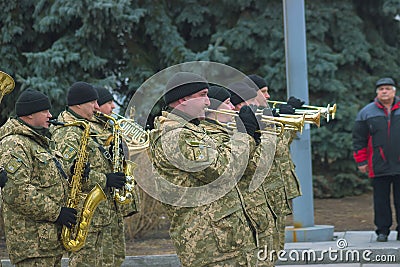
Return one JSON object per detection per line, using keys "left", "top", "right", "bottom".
{"left": 258, "top": 111, "right": 321, "bottom": 128}
{"left": 268, "top": 100, "right": 337, "bottom": 122}
{"left": 260, "top": 113, "right": 305, "bottom": 133}
{"left": 0, "top": 71, "right": 15, "bottom": 103}
{"left": 204, "top": 108, "right": 305, "bottom": 135}
{"left": 94, "top": 111, "right": 137, "bottom": 205}
{"left": 111, "top": 111, "right": 150, "bottom": 153}
{"left": 50, "top": 120, "right": 107, "bottom": 252}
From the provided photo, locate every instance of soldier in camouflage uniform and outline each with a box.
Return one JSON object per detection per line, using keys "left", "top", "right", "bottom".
{"left": 91, "top": 86, "right": 139, "bottom": 266}
{"left": 0, "top": 89, "right": 75, "bottom": 266}
{"left": 203, "top": 85, "right": 276, "bottom": 267}
{"left": 230, "top": 81, "right": 280, "bottom": 266}
{"left": 247, "top": 74, "right": 302, "bottom": 252}
{"left": 50, "top": 82, "right": 127, "bottom": 267}
{"left": 149, "top": 72, "right": 269, "bottom": 266}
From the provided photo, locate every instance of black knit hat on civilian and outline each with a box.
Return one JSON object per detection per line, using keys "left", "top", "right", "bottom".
{"left": 246, "top": 74, "right": 267, "bottom": 90}
{"left": 229, "top": 81, "right": 258, "bottom": 106}
{"left": 164, "top": 72, "right": 209, "bottom": 105}
{"left": 94, "top": 87, "right": 114, "bottom": 106}
{"left": 15, "top": 89, "right": 51, "bottom": 117}
{"left": 208, "top": 85, "right": 231, "bottom": 110}
{"left": 67, "top": 81, "right": 98, "bottom": 106}
{"left": 375, "top": 77, "right": 396, "bottom": 88}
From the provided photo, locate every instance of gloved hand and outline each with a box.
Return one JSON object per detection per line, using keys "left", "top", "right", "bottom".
{"left": 70, "top": 160, "right": 90, "bottom": 181}
{"left": 106, "top": 172, "right": 126, "bottom": 189}
{"left": 235, "top": 105, "right": 261, "bottom": 144}
{"left": 55, "top": 207, "right": 77, "bottom": 228}
{"left": 278, "top": 104, "right": 295, "bottom": 114}
{"left": 271, "top": 108, "right": 280, "bottom": 117}
{"left": 0, "top": 168, "right": 8, "bottom": 188}
{"left": 287, "top": 96, "right": 305, "bottom": 109}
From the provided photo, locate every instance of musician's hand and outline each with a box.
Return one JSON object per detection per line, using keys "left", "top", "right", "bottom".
{"left": 287, "top": 96, "right": 305, "bottom": 109}
{"left": 56, "top": 207, "right": 77, "bottom": 228}
{"left": 106, "top": 172, "right": 126, "bottom": 189}
{"left": 278, "top": 104, "right": 295, "bottom": 114}
{"left": 236, "top": 105, "right": 261, "bottom": 144}
{"left": 0, "top": 168, "right": 8, "bottom": 188}
{"left": 271, "top": 108, "right": 280, "bottom": 117}
{"left": 357, "top": 165, "right": 368, "bottom": 174}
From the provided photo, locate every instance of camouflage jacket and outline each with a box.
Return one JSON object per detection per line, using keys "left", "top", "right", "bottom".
{"left": 0, "top": 118, "right": 68, "bottom": 264}
{"left": 50, "top": 110, "right": 115, "bottom": 228}
{"left": 275, "top": 131, "right": 302, "bottom": 200}
{"left": 149, "top": 111, "right": 258, "bottom": 266}
{"left": 202, "top": 120, "right": 276, "bottom": 246}
{"left": 89, "top": 116, "right": 139, "bottom": 217}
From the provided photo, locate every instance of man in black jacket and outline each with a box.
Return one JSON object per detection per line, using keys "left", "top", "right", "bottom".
{"left": 353, "top": 77, "right": 400, "bottom": 242}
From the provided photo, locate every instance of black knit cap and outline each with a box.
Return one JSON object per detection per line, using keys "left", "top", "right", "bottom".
{"left": 246, "top": 74, "right": 267, "bottom": 90}
{"left": 229, "top": 81, "right": 258, "bottom": 106}
{"left": 15, "top": 89, "right": 51, "bottom": 117}
{"left": 375, "top": 77, "right": 396, "bottom": 88}
{"left": 94, "top": 86, "right": 114, "bottom": 106}
{"left": 67, "top": 81, "right": 98, "bottom": 106}
{"left": 164, "top": 72, "right": 209, "bottom": 105}
{"left": 208, "top": 85, "right": 231, "bottom": 110}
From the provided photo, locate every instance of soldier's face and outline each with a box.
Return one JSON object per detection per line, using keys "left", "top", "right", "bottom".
{"left": 97, "top": 100, "right": 115, "bottom": 116}
{"left": 30, "top": 110, "right": 52, "bottom": 128}
{"left": 78, "top": 100, "right": 100, "bottom": 120}
{"left": 182, "top": 89, "right": 210, "bottom": 119}
{"left": 216, "top": 98, "right": 235, "bottom": 123}
{"left": 256, "top": 90, "right": 268, "bottom": 108}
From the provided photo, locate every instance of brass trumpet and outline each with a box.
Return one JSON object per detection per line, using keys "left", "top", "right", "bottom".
{"left": 266, "top": 111, "right": 321, "bottom": 128}
{"left": 0, "top": 71, "right": 15, "bottom": 103}
{"left": 268, "top": 100, "right": 337, "bottom": 122}
{"left": 204, "top": 108, "right": 305, "bottom": 135}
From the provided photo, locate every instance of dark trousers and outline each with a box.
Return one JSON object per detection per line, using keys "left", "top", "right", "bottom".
{"left": 372, "top": 175, "right": 400, "bottom": 235}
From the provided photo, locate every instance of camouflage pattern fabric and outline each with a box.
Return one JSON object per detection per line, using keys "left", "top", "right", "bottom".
{"left": 0, "top": 118, "right": 68, "bottom": 264}
{"left": 50, "top": 110, "right": 118, "bottom": 266}
{"left": 202, "top": 120, "right": 275, "bottom": 267}
{"left": 277, "top": 131, "right": 302, "bottom": 200}
{"left": 149, "top": 111, "right": 261, "bottom": 266}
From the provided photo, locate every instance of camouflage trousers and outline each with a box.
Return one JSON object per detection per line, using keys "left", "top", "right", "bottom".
{"left": 69, "top": 215, "right": 125, "bottom": 267}
{"left": 112, "top": 213, "right": 126, "bottom": 266}
{"left": 15, "top": 255, "right": 62, "bottom": 267}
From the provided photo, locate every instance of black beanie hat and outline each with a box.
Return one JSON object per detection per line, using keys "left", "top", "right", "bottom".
{"left": 375, "top": 77, "right": 396, "bottom": 88}
{"left": 229, "top": 81, "right": 258, "bottom": 106}
{"left": 208, "top": 85, "right": 231, "bottom": 110}
{"left": 247, "top": 74, "right": 267, "bottom": 90}
{"left": 164, "top": 72, "right": 209, "bottom": 105}
{"left": 94, "top": 86, "right": 114, "bottom": 106}
{"left": 67, "top": 81, "right": 98, "bottom": 106}
{"left": 15, "top": 89, "right": 51, "bottom": 116}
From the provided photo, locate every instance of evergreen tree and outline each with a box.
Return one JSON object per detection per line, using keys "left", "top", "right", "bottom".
{"left": 1, "top": 0, "right": 399, "bottom": 195}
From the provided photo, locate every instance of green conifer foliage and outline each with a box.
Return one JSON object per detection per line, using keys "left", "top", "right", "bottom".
{"left": 1, "top": 0, "right": 399, "bottom": 194}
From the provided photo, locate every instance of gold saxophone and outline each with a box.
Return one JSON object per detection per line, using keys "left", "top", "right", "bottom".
{"left": 51, "top": 119, "right": 107, "bottom": 252}
{"left": 94, "top": 111, "right": 137, "bottom": 205}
